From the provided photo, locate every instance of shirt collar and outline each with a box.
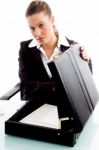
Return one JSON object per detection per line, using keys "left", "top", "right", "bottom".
{"left": 28, "top": 33, "right": 70, "bottom": 49}
{"left": 28, "top": 38, "right": 41, "bottom": 49}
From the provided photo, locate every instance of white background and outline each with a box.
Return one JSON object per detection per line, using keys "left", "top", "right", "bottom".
{"left": 0, "top": 0, "right": 99, "bottom": 97}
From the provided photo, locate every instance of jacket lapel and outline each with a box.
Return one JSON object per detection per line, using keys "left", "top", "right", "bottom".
{"left": 60, "top": 44, "right": 70, "bottom": 52}
{"left": 30, "top": 47, "right": 50, "bottom": 79}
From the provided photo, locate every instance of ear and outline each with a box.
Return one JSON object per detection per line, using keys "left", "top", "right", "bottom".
{"left": 50, "top": 16, "right": 55, "bottom": 24}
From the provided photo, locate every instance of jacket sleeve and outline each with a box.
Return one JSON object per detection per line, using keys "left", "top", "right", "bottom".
{"left": 88, "top": 58, "right": 93, "bottom": 73}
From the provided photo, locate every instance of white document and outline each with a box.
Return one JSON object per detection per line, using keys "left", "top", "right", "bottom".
{"left": 20, "top": 104, "right": 61, "bottom": 129}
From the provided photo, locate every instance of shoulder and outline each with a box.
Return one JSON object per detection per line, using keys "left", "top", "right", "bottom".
{"left": 65, "top": 36, "right": 78, "bottom": 46}
{"left": 20, "top": 39, "right": 33, "bottom": 48}
{"left": 19, "top": 39, "right": 33, "bottom": 57}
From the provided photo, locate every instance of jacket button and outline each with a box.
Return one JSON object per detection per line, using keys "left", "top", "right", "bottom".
{"left": 52, "top": 86, "right": 55, "bottom": 91}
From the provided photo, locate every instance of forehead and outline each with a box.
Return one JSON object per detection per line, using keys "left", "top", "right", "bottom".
{"left": 27, "top": 12, "right": 50, "bottom": 26}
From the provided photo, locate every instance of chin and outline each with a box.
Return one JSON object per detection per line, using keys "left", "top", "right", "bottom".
{"left": 40, "top": 41, "right": 48, "bottom": 46}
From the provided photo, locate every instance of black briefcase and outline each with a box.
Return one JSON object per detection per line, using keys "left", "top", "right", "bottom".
{"left": 5, "top": 44, "right": 99, "bottom": 147}
{"left": 48, "top": 43, "right": 99, "bottom": 129}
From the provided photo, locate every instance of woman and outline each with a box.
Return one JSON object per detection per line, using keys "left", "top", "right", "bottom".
{"left": 19, "top": 0, "right": 92, "bottom": 103}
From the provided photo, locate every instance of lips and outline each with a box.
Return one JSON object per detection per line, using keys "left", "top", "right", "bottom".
{"left": 37, "top": 37, "right": 44, "bottom": 42}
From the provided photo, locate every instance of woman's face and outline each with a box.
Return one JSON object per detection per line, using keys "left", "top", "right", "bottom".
{"left": 27, "top": 12, "right": 55, "bottom": 45}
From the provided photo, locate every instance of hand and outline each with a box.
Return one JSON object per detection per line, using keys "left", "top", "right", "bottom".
{"left": 80, "top": 46, "right": 90, "bottom": 62}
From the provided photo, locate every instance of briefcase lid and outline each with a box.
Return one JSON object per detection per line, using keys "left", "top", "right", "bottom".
{"left": 48, "top": 44, "right": 99, "bottom": 127}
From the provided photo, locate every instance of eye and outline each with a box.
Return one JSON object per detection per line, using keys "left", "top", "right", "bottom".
{"left": 30, "top": 27, "right": 35, "bottom": 32}
{"left": 39, "top": 23, "right": 44, "bottom": 29}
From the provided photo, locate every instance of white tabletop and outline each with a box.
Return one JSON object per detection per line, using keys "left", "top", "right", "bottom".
{"left": 0, "top": 99, "right": 99, "bottom": 150}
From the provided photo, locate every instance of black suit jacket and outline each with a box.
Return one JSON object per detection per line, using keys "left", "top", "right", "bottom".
{"left": 19, "top": 38, "right": 92, "bottom": 102}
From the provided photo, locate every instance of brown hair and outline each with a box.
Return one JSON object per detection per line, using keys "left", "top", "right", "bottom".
{"left": 25, "top": 0, "right": 52, "bottom": 18}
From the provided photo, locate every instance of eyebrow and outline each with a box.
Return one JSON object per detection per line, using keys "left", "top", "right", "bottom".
{"left": 29, "top": 21, "right": 46, "bottom": 29}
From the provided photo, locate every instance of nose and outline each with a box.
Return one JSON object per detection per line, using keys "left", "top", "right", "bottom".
{"left": 34, "top": 28, "right": 41, "bottom": 37}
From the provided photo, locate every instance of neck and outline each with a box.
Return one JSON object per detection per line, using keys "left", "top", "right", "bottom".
{"left": 42, "top": 33, "right": 58, "bottom": 58}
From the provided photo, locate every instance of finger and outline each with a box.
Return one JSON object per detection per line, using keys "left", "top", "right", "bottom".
{"left": 80, "top": 46, "right": 85, "bottom": 51}
{"left": 81, "top": 51, "right": 87, "bottom": 55}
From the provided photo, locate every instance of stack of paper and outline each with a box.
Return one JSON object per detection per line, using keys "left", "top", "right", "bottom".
{"left": 20, "top": 104, "right": 61, "bottom": 129}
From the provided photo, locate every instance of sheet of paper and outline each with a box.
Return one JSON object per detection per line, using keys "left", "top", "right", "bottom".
{"left": 20, "top": 104, "right": 61, "bottom": 129}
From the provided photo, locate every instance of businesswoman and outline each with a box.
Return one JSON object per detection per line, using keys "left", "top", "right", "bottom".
{"left": 19, "top": 0, "right": 92, "bottom": 109}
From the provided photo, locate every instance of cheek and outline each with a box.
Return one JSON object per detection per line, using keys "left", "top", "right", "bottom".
{"left": 43, "top": 28, "right": 50, "bottom": 35}
{"left": 43, "top": 25, "right": 53, "bottom": 36}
